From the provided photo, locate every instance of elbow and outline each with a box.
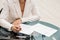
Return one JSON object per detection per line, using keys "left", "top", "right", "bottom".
{"left": 30, "top": 15, "right": 40, "bottom": 22}
{"left": 35, "top": 15, "right": 40, "bottom": 20}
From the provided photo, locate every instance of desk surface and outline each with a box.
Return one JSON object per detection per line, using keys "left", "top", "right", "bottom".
{"left": 0, "top": 21, "right": 60, "bottom": 40}
{"left": 24, "top": 21, "right": 60, "bottom": 40}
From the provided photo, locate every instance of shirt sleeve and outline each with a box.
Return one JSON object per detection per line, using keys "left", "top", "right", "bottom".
{"left": 21, "top": 15, "right": 40, "bottom": 23}
{"left": 0, "top": 19, "right": 13, "bottom": 31}
{"left": 0, "top": 0, "right": 13, "bottom": 31}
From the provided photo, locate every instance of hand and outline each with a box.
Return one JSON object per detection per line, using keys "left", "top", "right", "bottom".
{"left": 12, "top": 19, "right": 22, "bottom": 32}
{"left": 13, "top": 19, "right": 22, "bottom": 25}
{"left": 11, "top": 25, "right": 21, "bottom": 32}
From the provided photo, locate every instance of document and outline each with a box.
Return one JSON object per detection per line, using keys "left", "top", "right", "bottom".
{"left": 19, "top": 23, "right": 57, "bottom": 37}
{"left": 20, "top": 24, "right": 34, "bottom": 35}
{"left": 31, "top": 23, "right": 57, "bottom": 37}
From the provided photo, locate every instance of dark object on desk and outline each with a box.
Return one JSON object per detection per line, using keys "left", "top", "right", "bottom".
{"left": 10, "top": 31, "right": 30, "bottom": 40}
{"left": 0, "top": 8, "right": 3, "bottom": 14}
{"left": 0, "top": 26, "right": 10, "bottom": 37}
{"left": 0, "top": 27, "right": 30, "bottom": 40}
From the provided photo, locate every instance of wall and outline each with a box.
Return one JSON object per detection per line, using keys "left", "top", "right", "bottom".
{"left": 36, "top": 0, "right": 60, "bottom": 28}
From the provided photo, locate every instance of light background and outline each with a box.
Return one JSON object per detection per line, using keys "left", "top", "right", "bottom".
{"left": 35, "top": 0, "right": 60, "bottom": 28}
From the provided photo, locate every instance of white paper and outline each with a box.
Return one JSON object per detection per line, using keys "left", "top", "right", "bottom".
{"left": 19, "top": 23, "right": 57, "bottom": 37}
{"left": 31, "top": 23, "right": 57, "bottom": 37}
{"left": 19, "top": 24, "right": 34, "bottom": 35}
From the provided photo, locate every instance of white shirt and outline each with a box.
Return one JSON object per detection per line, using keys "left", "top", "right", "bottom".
{"left": 0, "top": 0, "right": 40, "bottom": 31}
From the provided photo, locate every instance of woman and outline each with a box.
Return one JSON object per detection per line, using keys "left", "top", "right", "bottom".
{"left": 0, "top": 0, "right": 40, "bottom": 33}
{"left": 0, "top": 0, "right": 40, "bottom": 38}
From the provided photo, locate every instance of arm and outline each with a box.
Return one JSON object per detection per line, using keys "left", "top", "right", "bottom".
{"left": 0, "top": 19, "right": 13, "bottom": 31}
{"left": 0, "top": 0, "right": 21, "bottom": 32}
{"left": 0, "top": 19, "right": 21, "bottom": 32}
{"left": 0, "top": 0, "right": 13, "bottom": 31}
{"left": 21, "top": 15, "right": 40, "bottom": 23}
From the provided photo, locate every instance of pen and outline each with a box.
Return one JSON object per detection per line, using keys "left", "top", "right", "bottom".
{"left": 0, "top": 8, "right": 3, "bottom": 14}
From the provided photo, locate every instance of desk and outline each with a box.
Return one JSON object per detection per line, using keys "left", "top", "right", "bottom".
{"left": 0, "top": 21, "right": 60, "bottom": 40}
{"left": 23, "top": 21, "right": 60, "bottom": 40}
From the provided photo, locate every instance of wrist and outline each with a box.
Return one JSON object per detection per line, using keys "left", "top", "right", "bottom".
{"left": 12, "top": 18, "right": 22, "bottom": 23}
{"left": 15, "top": 18, "right": 22, "bottom": 22}
{"left": 12, "top": 18, "right": 22, "bottom": 25}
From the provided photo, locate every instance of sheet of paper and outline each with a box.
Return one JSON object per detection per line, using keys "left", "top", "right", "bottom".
{"left": 19, "top": 23, "right": 57, "bottom": 37}
{"left": 19, "top": 24, "right": 34, "bottom": 35}
{"left": 31, "top": 23, "right": 57, "bottom": 37}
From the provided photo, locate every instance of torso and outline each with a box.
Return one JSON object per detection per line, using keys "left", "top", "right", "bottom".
{"left": 19, "top": 0, "right": 26, "bottom": 16}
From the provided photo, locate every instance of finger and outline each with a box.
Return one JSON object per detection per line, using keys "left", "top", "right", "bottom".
{"left": 15, "top": 27, "right": 20, "bottom": 32}
{"left": 15, "top": 25, "right": 21, "bottom": 29}
{"left": 12, "top": 26, "right": 19, "bottom": 32}
{"left": 17, "top": 26, "right": 22, "bottom": 31}
{"left": 13, "top": 25, "right": 21, "bottom": 32}
{"left": 13, "top": 27, "right": 21, "bottom": 32}
{"left": 16, "top": 28, "right": 21, "bottom": 31}
{"left": 19, "top": 28, "right": 21, "bottom": 31}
